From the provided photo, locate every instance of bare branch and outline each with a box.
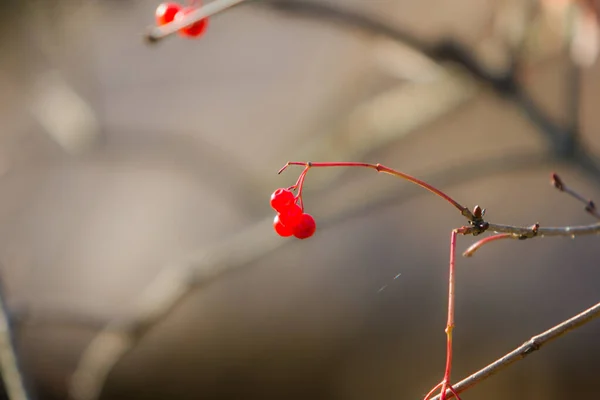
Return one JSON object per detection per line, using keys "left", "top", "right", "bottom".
{"left": 485, "top": 221, "right": 600, "bottom": 238}
{"left": 429, "top": 300, "right": 600, "bottom": 400}
{"left": 262, "top": 1, "right": 510, "bottom": 87}
{"left": 551, "top": 173, "right": 600, "bottom": 219}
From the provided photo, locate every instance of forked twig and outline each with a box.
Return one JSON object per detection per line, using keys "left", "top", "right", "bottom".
{"left": 551, "top": 173, "right": 600, "bottom": 219}
{"left": 467, "top": 172, "right": 600, "bottom": 256}
{"left": 277, "top": 161, "right": 600, "bottom": 400}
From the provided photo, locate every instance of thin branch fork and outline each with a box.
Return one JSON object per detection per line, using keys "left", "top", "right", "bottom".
{"left": 279, "top": 161, "right": 600, "bottom": 400}
{"left": 552, "top": 173, "right": 600, "bottom": 219}
{"left": 429, "top": 300, "right": 600, "bottom": 400}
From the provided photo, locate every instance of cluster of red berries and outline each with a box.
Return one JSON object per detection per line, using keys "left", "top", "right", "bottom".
{"left": 270, "top": 188, "right": 316, "bottom": 239}
{"left": 155, "top": 2, "right": 208, "bottom": 38}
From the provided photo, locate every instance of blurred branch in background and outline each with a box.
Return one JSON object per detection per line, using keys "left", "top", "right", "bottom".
{"left": 262, "top": 0, "right": 600, "bottom": 173}
{"left": 0, "top": 277, "right": 32, "bottom": 400}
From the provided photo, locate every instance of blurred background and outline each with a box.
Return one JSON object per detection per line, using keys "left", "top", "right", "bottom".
{"left": 0, "top": 0, "right": 599, "bottom": 399}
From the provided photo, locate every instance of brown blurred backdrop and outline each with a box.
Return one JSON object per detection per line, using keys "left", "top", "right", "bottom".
{"left": 0, "top": 0, "right": 599, "bottom": 399}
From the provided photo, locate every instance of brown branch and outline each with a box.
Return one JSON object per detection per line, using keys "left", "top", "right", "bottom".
{"left": 485, "top": 221, "right": 600, "bottom": 237}
{"left": 456, "top": 220, "right": 600, "bottom": 256}
{"left": 551, "top": 173, "right": 600, "bottom": 219}
{"left": 429, "top": 300, "right": 600, "bottom": 400}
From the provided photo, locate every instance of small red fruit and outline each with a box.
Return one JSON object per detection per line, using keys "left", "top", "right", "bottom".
{"left": 155, "top": 3, "right": 182, "bottom": 26}
{"left": 270, "top": 188, "right": 295, "bottom": 212}
{"left": 293, "top": 213, "right": 316, "bottom": 239}
{"left": 278, "top": 204, "right": 303, "bottom": 228}
{"left": 175, "top": 7, "right": 209, "bottom": 38}
{"left": 273, "top": 215, "right": 294, "bottom": 237}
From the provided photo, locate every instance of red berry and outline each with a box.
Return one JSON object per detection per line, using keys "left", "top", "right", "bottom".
{"left": 273, "top": 215, "right": 293, "bottom": 237}
{"left": 270, "top": 188, "right": 295, "bottom": 212}
{"left": 293, "top": 213, "right": 316, "bottom": 239}
{"left": 155, "top": 2, "right": 182, "bottom": 26}
{"left": 278, "top": 204, "right": 303, "bottom": 228}
{"left": 175, "top": 7, "right": 209, "bottom": 38}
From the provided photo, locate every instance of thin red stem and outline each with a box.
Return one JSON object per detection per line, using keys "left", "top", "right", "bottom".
{"left": 286, "top": 166, "right": 310, "bottom": 211}
{"left": 423, "top": 382, "right": 444, "bottom": 400}
{"left": 440, "top": 229, "right": 459, "bottom": 400}
{"left": 280, "top": 162, "right": 470, "bottom": 217}
{"left": 462, "top": 233, "right": 512, "bottom": 257}
{"left": 425, "top": 229, "right": 463, "bottom": 400}
{"left": 288, "top": 167, "right": 307, "bottom": 190}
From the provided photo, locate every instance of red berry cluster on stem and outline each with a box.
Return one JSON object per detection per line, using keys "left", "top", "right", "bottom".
{"left": 155, "top": 2, "right": 209, "bottom": 39}
{"left": 270, "top": 165, "right": 316, "bottom": 239}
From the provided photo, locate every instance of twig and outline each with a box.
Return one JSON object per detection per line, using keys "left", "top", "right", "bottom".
{"left": 429, "top": 300, "right": 600, "bottom": 400}
{"left": 485, "top": 221, "right": 600, "bottom": 237}
{"left": 0, "top": 278, "right": 32, "bottom": 400}
{"left": 282, "top": 161, "right": 600, "bottom": 240}
{"left": 279, "top": 161, "right": 471, "bottom": 217}
{"left": 462, "top": 233, "right": 512, "bottom": 257}
{"left": 551, "top": 172, "right": 600, "bottom": 219}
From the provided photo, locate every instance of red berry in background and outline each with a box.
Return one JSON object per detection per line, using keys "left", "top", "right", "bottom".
{"left": 176, "top": 7, "right": 209, "bottom": 38}
{"left": 278, "top": 203, "right": 303, "bottom": 228}
{"left": 273, "top": 215, "right": 294, "bottom": 237}
{"left": 293, "top": 213, "right": 316, "bottom": 239}
{"left": 270, "top": 188, "right": 295, "bottom": 212}
{"left": 155, "top": 2, "right": 182, "bottom": 26}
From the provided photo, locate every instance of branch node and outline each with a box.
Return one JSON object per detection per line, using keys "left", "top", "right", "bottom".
{"left": 550, "top": 173, "right": 600, "bottom": 220}
{"left": 585, "top": 200, "right": 596, "bottom": 213}
{"left": 467, "top": 205, "right": 489, "bottom": 236}
{"left": 551, "top": 172, "right": 564, "bottom": 191}
{"left": 523, "top": 339, "right": 541, "bottom": 354}
{"left": 518, "top": 223, "right": 539, "bottom": 240}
